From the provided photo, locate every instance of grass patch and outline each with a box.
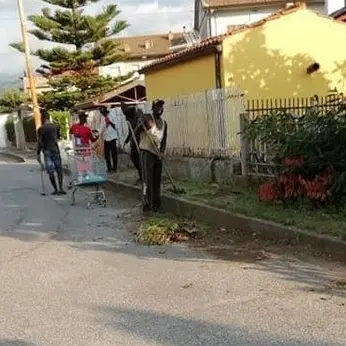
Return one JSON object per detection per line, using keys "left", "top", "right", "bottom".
{"left": 136, "top": 217, "right": 198, "bottom": 246}
{"left": 164, "top": 180, "right": 346, "bottom": 240}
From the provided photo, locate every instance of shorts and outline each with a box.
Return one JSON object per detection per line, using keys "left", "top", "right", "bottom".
{"left": 43, "top": 150, "right": 62, "bottom": 174}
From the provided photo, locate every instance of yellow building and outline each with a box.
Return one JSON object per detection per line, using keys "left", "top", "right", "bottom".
{"left": 141, "top": 3, "right": 346, "bottom": 100}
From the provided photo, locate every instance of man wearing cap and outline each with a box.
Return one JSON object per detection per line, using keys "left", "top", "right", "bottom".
{"left": 99, "top": 106, "right": 119, "bottom": 173}
{"left": 138, "top": 99, "right": 167, "bottom": 213}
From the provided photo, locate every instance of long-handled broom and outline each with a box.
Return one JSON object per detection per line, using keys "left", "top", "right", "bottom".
{"left": 126, "top": 119, "right": 185, "bottom": 195}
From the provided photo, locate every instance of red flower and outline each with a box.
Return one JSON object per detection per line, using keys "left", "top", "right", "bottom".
{"left": 258, "top": 182, "right": 278, "bottom": 201}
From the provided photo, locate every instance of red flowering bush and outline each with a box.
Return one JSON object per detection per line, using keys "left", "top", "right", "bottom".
{"left": 257, "top": 166, "right": 334, "bottom": 203}
{"left": 258, "top": 182, "right": 278, "bottom": 201}
{"left": 245, "top": 104, "right": 346, "bottom": 206}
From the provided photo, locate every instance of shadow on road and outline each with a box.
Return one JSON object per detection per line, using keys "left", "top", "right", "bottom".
{"left": 1, "top": 161, "right": 346, "bottom": 299}
{"left": 91, "top": 306, "right": 343, "bottom": 346}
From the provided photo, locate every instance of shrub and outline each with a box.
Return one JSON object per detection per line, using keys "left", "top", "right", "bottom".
{"left": 23, "top": 117, "right": 36, "bottom": 142}
{"left": 245, "top": 104, "right": 346, "bottom": 205}
{"left": 5, "top": 116, "right": 15, "bottom": 144}
{"left": 49, "top": 111, "right": 68, "bottom": 140}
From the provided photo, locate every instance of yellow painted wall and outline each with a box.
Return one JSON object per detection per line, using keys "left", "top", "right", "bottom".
{"left": 222, "top": 9, "right": 346, "bottom": 99}
{"left": 144, "top": 54, "right": 216, "bottom": 100}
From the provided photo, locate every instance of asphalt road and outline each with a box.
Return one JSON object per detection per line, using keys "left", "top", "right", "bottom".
{"left": 0, "top": 155, "right": 345, "bottom": 346}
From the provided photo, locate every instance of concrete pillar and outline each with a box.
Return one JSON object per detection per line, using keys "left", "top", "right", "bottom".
{"left": 14, "top": 110, "right": 26, "bottom": 150}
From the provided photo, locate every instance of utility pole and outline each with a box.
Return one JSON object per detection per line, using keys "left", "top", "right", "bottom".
{"left": 17, "top": 0, "right": 41, "bottom": 130}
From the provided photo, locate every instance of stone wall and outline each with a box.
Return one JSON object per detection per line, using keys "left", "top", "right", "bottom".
{"left": 118, "top": 152, "right": 241, "bottom": 183}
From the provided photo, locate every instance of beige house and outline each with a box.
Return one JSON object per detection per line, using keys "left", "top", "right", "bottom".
{"left": 21, "top": 75, "right": 51, "bottom": 97}
{"left": 99, "top": 32, "right": 190, "bottom": 79}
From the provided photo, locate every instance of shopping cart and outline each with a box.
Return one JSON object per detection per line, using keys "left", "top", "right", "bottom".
{"left": 66, "top": 145, "right": 107, "bottom": 208}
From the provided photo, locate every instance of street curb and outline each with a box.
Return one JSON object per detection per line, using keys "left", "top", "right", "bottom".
{"left": 6, "top": 151, "right": 345, "bottom": 262}
{"left": 0, "top": 151, "right": 25, "bottom": 163}
{"left": 108, "top": 178, "right": 346, "bottom": 263}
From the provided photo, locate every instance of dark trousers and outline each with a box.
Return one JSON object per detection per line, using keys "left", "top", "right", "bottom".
{"left": 141, "top": 149, "right": 162, "bottom": 212}
{"left": 130, "top": 143, "right": 142, "bottom": 180}
{"left": 104, "top": 139, "right": 118, "bottom": 171}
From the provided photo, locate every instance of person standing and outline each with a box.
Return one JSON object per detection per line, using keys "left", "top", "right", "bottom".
{"left": 69, "top": 112, "right": 99, "bottom": 150}
{"left": 121, "top": 103, "right": 142, "bottom": 183}
{"left": 99, "top": 106, "right": 119, "bottom": 173}
{"left": 37, "top": 109, "right": 66, "bottom": 195}
{"left": 138, "top": 100, "right": 167, "bottom": 213}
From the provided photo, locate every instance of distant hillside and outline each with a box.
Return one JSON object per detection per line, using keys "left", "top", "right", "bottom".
{"left": 0, "top": 73, "right": 22, "bottom": 92}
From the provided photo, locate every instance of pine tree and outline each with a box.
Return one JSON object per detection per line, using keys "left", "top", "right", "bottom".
{"left": 11, "top": 0, "right": 128, "bottom": 110}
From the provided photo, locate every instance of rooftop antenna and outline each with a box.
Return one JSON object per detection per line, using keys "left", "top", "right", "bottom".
{"left": 183, "top": 25, "right": 201, "bottom": 46}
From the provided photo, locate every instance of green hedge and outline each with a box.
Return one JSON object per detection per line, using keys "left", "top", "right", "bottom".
{"left": 50, "top": 111, "right": 68, "bottom": 140}
{"left": 23, "top": 117, "right": 37, "bottom": 142}
{"left": 4, "top": 111, "right": 69, "bottom": 145}
{"left": 5, "top": 116, "right": 15, "bottom": 144}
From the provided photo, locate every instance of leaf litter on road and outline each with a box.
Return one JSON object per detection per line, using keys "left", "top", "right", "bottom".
{"left": 135, "top": 217, "right": 198, "bottom": 246}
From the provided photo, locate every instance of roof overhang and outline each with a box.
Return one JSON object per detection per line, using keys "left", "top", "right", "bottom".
{"left": 141, "top": 2, "right": 308, "bottom": 74}
{"left": 331, "top": 6, "right": 346, "bottom": 21}
{"left": 140, "top": 44, "right": 221, "bottom": 74}
{"left": 74, "top": 77, "right": 146, "bottom": 111}
{"left": 201, "top": 0, "right": 324, "bottom": 10}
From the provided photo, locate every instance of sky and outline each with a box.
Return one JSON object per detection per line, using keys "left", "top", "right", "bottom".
{"left": 0, "top": 0, "right": 193, "bottom": 77}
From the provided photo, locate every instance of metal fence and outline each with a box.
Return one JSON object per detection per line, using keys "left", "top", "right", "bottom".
{"left": 246, "top": 94, "right": 344, "bottom": 119}
{"left": 241, "top": 93, "right": 346, "bottom": 177}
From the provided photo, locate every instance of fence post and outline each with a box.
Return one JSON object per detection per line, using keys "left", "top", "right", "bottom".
{"left": 239, "top": 113, "right": 249, "bottom": 177}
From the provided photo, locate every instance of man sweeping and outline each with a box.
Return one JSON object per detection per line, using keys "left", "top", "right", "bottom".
{"left": 37, "top": 110, "right": 66, "bottom": 195}
{"left": 138, "top": 100, "right": 167, "bottom": 213}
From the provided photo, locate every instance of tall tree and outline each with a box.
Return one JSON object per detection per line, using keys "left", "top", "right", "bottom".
{"left": 11, "top": 0, "right": 128, "bottom": 110}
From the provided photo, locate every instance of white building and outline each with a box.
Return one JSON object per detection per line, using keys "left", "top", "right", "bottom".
{"left": 194, "top": 0, "right": 345, "bottom": 39}
{"left": 99, "top": 32, "right": 190, "bottom": 78}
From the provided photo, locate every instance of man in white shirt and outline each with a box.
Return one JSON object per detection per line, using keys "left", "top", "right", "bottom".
{"left": 138, "top": 100, "right": 167, "bottom": 213}
{"left": 99, "top": 106, "right": 119, "bottom": 172}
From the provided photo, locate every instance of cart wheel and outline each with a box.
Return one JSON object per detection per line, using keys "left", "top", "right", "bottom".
{"left": 102, "top": 200, "right": 107, "bottom": 208}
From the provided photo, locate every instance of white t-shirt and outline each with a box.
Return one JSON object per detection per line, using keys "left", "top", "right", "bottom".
{"left": 99, "top": 114, "right": 119, "bottom": 142}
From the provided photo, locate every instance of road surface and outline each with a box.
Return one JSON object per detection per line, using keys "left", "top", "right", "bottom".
{"left": 0, "top": 155, "right": 345, "bottom": 346}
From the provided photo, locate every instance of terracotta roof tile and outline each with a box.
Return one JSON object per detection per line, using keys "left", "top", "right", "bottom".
{"left": 203, "top": 0, "right": 323, "bottom": 8}
{"left": 331, "top": 6, "right": 346, "bottom": 20}
{"left": 115, "top": 33, "right": 187, "bottom": 60}
{"left": 140, "top": 2, "right": 306, "bottom": 73}
{"left": 227, "top": 24, "right": 247, "bottom": 32}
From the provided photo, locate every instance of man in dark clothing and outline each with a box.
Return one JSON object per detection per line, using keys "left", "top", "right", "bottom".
{"left": 137, "top": 100, "right": 167, "bottom": 213}
{"left": 121, "top": 103, "right": 142, "bottom": 183}
{"left": 37, "top": 110, "right": 66, "bottom": 195}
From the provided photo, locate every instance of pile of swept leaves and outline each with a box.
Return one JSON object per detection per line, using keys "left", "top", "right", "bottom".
{"left": 135, "top": 218, "right": 198, "bottom": 246}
